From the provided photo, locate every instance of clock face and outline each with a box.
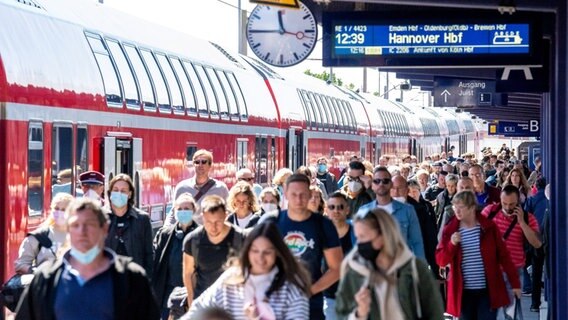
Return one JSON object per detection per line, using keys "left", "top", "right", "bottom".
{"left": 246, "top": 2, "right": 317, "bottom": 67}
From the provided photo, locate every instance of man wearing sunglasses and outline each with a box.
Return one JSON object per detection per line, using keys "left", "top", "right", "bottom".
{"left": 171, "top": 150, "right": 229, "bottom": 222}
{"left": 236, "top": 168, "right": 263, "bottom": 199}
{"left": 358, "top": 166, "right": 425, "bottom": 259}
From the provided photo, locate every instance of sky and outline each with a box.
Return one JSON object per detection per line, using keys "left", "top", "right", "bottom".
{"left": 102, "top": 0, "right": 419, "bottom": 100}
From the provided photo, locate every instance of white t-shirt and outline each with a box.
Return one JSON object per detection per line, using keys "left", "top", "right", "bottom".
{"left": 236, "top": 213, "right": 254, "bottom": 228}
{"left": 376, "top": 202, "right": 394, "bottom": 214}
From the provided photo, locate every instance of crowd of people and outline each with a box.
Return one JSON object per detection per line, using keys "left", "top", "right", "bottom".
{"left": 7, "top": 146, "right": 551, "bottom": 320}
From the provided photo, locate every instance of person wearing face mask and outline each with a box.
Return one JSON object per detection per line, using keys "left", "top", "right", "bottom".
{"left": 315, "top": 157, "right": 338, "bottom": 195}
{"left": 15, "top": 198, "right": 159, "bottom": 320}
{"left": 259, "top": 187, "right": 280, "bottom": 215}
{"left": 335, "top": 208, "right": 443, "bottom": 320}
{"left": 341, "top": 161, "right": 373, "bottom": 215}
{"left": 105, "top": 173, "right": 154, "bottom": 276}
{"left": 152, "top": 193, "right": 199, "bottom": 319}
{"left": 79, "top": 170, "right": 105, "bottom": 206}
{"left": 15, "top": 193, "right": 74, "bottom": 274}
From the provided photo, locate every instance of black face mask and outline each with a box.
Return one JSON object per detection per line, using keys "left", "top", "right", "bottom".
{"left": 358, "top": 240, "right": 381, "bottom": 262}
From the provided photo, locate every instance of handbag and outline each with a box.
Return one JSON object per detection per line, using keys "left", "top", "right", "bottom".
{"left": 504, "top": 297, "right": 524, "bottom": 320}
{"left": 0, "top": 274, "right": 34, "bottom": 312}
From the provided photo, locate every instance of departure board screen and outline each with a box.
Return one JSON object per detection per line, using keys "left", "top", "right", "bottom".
{"left": 322, "top": 11, "right": 543, "bottom": 67}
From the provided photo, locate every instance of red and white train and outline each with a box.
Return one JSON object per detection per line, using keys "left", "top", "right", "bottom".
{"left": 0, "top": 0, "right": 483, "bottom": 280}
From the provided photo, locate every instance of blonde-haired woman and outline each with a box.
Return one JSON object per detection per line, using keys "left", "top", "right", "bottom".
{"left": 272, "top": 168, "right": 293, "bottom": 209}
{"left": 15, "top": 193, "right": 74, "bottom": 274}
{"left": 336, "top": 208, "right": 443, "bottom": 320}
{"left": 226, "top": 181, "right": 261, "bottom": 229}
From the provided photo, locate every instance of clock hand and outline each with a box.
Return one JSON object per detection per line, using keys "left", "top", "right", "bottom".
{"left": 284, "top": 31, "right": 312, "bottom": 40}
{"left": 277, "top": 10, "right": 285, "bottom": 34}
{"left": 248, "top": 29, "right": 282, "bottom": 33}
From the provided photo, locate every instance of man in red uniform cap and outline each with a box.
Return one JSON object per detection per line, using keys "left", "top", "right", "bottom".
{"left": 79, "top": 171, "right": 105, "bottom": 205}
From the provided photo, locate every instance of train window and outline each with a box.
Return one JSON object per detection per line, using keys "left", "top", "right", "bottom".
{"left": 28, "top": 122, "right": 43, "bottom": 216}
{"left": 194, "top": 64, "right": 219, "bottom": 118}
{"left": 170, "top": 57, "right": 197, "bottom": 116}
{"left": 205, "top": 67, "right": 229, "bottom": 119}
{"left": 106, "top": 39, "right": 140, "bottom": 109}
{"left": 345, "top": 101, "right": 357, "bottom": 133}
{"left": 140, "top": 49, "right": 171, "bottom": 112}
{"left": 52, "top": 124, "right": 75, "bottom": 198}
{"left": 183, "top": 61, "right": 208, "bottom": 117}
{"left": 314, "top": 94, "right": 330, "bottom": 130}
{"left": 156, "top": 53, "right": 184, "bottom": 114}
{"left": 217, "top": 70, "right": 238, "bottom": 120}
{"left": 226, "top": 72, "right": 248, "bottom": 121}
{"left": 332, "top": 98, "right": 346, "bottom": 132}
{"left": 85, "top": 33, "right": 122, "bottom": 107}
{"left": 302, "top": 90, "right": 317, "bottom": 130}
{"left": 236, "top": 139, "right": 247, "bottom": 169}
{"left": 76, "top": 125, "right": 88, "bottom": 176}
{"left": 297, "top": 90, "right": 312, "bottom": 128}
{"left": 307, "top": 92, "right": 322, "bottom": 130}
{"left": 123, "top": 44, "right": 156, "bottom": 110}
{"left": 186, "top": 145, "right": 197, "bottom": 162}
{"left": 324, "top": 96, "right": 338, "bottom": 131}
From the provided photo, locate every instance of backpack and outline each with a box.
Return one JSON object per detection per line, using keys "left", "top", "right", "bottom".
{"left": 0, "top": 229, "right": 53, "bottom": 312}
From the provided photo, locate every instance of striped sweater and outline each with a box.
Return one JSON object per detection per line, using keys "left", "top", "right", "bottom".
{"left": 183, "top": 267, "right": 309, "bottom": 320}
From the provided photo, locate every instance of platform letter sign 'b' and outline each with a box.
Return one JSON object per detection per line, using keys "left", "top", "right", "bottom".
{"left": 530, "top": 120, "right": 539, "bottom": 132}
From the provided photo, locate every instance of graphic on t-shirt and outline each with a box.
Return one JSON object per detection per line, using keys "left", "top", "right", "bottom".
{"left": 283, "top": 231, "right": 315, "bottom": 256}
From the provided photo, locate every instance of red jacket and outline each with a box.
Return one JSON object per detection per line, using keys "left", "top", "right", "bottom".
{"left": 436, "top": 213, "right": 520, "bottom": 317}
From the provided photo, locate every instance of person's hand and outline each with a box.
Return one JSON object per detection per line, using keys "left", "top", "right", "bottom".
{"left": 513, "top": 206, "right": 525, "bottom": 224}
{"left": 243, "top": 301, "right": 259, "bottom": 320}
{"left": 354, "top": 286, "right": 371, "bottom": 318}
{"left": 359, "top": 175, "right": 371, "bottom": 189}
{"left": 451, "top": 232, "right": 461, "bottom": 245}
{"left": 512, "top": 288, "right": 522, "bottom": 299}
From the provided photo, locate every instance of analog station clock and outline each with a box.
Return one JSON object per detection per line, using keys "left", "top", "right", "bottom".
{"left": 246, "top": 1, "right": 317, "bottom": 67}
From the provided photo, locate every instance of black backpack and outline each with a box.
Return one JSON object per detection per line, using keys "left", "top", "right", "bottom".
{"left": 1, "top": 229, "right": 52, "bottom": 312}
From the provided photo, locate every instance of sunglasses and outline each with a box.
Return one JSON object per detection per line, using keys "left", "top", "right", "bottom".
{"left": 193, "top": 159, "right": 210, "bottom": 165}
{"left": 372, "top": 178, "right": 391, "bottom": 185}
{"left": 327, "top": 204, "right": 345, "bottom": 210}
{"left": 239, "top": 177, "right": 254, "bottom": 182}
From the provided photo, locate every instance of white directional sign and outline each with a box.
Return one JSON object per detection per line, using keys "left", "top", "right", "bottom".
{"left": 433, "top": 77, "right": 497, "bottom": 107}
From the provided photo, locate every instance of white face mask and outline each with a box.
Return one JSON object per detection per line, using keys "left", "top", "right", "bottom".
{"left": 84, "top": 189, "right": 100, "bottom": 201}
{"left": 393, "top": 196, "right": 407, "bottom": 203}
{"left": 348, "top": 181, "right": 362, "bottom": 193}
{"left": 261, "top": 203, "right": 278, "bottom": 213}
{"left": 52, "top": 210, "right": 66, "bottom": 226}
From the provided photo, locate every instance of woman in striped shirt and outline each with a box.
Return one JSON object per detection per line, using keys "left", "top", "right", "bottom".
{"left": 436, "top": 191, "right": 521, "bottom": 319}
{"left": 183, "top": 222, "right": 311, "bottom": 320}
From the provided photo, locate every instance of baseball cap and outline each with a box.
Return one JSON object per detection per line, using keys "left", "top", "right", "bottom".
{"left": 79, "top": 171, "right": 105, "bottom": 185}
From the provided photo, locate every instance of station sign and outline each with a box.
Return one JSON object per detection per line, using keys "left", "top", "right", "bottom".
{"left": 433, "top": 77, "right": 497, "bottom": 107}
{"left": 488, "top": 120, "right": 540, "bottom": 137}
{"left": 322, "top": 11, "right": 544, "bottom": 68}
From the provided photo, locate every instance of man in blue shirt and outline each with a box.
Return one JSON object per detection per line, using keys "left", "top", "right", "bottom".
{"left": 358, "top": 166, "right": 425, "bottom": 259}
{"left": 260, "top": 174, "right": 342, "bottom": 320}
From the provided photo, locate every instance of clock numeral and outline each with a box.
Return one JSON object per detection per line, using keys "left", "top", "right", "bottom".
{"left": 304, "top": 29, "right": 315, "bottom": 33}
{"left": 293, "top": 52, "right": 299, "bottom": 60}
{"left": 303, "top": 43, "right": 311, "bottom": 49}
{"left": 302, "top": 14, "right": 311, "bottom": 20}
{"left": 279, "top": 54, "right": 284, "bottom": 64}
{"left": 252, "top": 14, "right": 261, "bottom": 20}
{"left": 252, "top": 43, "right": 261, "bottom": 48}
{"left": 265, "top": 52, "right": 270, "bottom": 60}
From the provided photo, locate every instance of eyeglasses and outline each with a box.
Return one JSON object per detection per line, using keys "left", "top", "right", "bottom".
{"left": 327, "top": 204, "right": 345, "bottom": 210}
{"left": 193, "top": 159, "right": 210, "bottom": 165}
{"left": 372, "top": 178, "right": 391, "bottom": 185}
{"left": 239, "top": 177, "right": 254, "bottom": 182}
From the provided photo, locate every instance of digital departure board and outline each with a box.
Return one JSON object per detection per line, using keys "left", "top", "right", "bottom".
{"left": 322, "top": 11, "right": 544, "bottom": 68}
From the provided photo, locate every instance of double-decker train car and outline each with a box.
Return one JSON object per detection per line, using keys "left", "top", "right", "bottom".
{"left": 0, "top": 0, "right": 481, "bottom": 282}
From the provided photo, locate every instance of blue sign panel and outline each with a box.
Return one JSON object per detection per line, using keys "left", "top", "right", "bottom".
{"left": 322, "top": 11, "right": 545, "bottom": 67}
{"left": 333, "top": 24, "right": 529, "bottom": 57}
{"left": 488, "top": 120, "right": 540, "bottom": 137}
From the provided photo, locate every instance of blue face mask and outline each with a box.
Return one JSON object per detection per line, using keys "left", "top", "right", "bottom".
{"left": 318, "top": 164, "right": 327, "bottom": 173}
{"left": 175, "top": 210, "right": 194, "bottom": 225}
{"left": 110, "top": 191, "right": 128, "bottom": 208}
{"left": 70, "top": 245, "right": 101, "bottom": 265}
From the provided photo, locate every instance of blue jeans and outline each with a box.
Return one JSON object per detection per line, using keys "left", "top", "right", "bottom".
{"left": 323, "top": 297, "right": 338, "bottom": 320}
{"left": 460, "top": 289, "right": 497, "bottom": 320}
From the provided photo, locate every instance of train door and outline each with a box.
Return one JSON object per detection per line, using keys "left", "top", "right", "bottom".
{"left": 359, "top": 135, "right": 367, "bottom": 160}
{"left": 374, "top": 136, "right": 382, "bottom": 163}
{"left": 254, "top": 135, "right": 272, "bottom": 185}
{"left": 286, "top": 127, "right": 305, "bottom": 171}
{"left": 100, "top": 132, "right": 143, "bottom": 204}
